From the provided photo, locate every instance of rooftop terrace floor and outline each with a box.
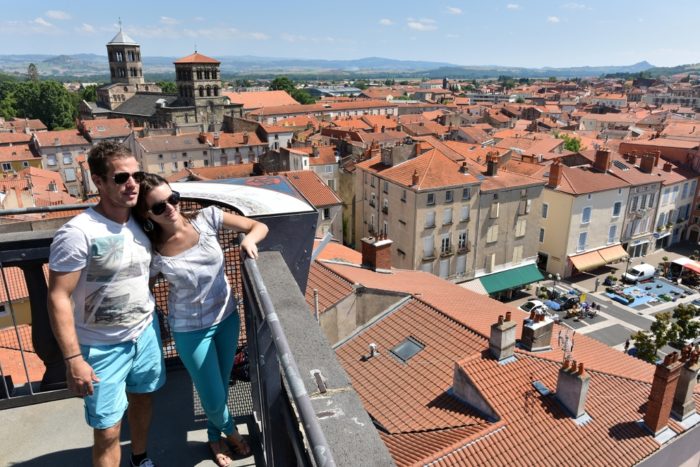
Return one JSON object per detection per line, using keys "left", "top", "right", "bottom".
{"left": 1, "top": 368, "right": 259, "bottom": 466}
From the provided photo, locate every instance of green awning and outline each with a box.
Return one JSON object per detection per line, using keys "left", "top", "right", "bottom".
{"left": 480, "top": 264, "right": 545, "bottom": 295}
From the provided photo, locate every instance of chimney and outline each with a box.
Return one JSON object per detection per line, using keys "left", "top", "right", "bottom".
{"left": 373, "top": 124, "right": 380, "bottom": 133}
{"left": 198, "top": 131, "right": 207, "bottom": 144}
{"left": 556, "top": 360, "right": 591, "bottom": 419}
{"left": 663, "top": 161, "right": 673, "bottom": 172}
{"left": 411, "top": 169, "right": 419, "bottom": 186}
{"left": 548, "top": 160, "right": 563, "bottom": 188}
{"left": 459, "top": 162, "right": 469, "bottom": 174}
{"left": 639, "top": 154, "right": 655, "bottom": 174}
{"left": 654, "top": 150, "right": 661, "bottom": 167}
{"left": 643, "top": 352, "right": 683, "bottom": 435}
{"left": 489, "top": 312, "right": 517, "bottom": 361}
{"left": 593, "top": 148, "right": 611, "bottom": 172}
{"left": 415, "top": 141, "right": 423, "bottom": 156}
{"left": 213, "top": 132, "right": 220, "bottom": 147}
{"left": 671, "top": 346, "right": 700, "bottom": 421}
{"left": 312, "top": 144, "right": 319, "bottom": 157}
{"left": 628, "top": 152, "right": 638, "bottom": 165}
{"left": 361, "top": 235, "right": 393, "bottom": 272}
{"left": 486, "top": 152, "right": 500, "bottom": 176}
{"left": 243, "top": 131, "right": 249, "bottom": 145}
{"left": 520, "top": 312, "right": 553, "bottom": 352}
{"left": 370, "top": 142, "right": 380, "bottom": 159}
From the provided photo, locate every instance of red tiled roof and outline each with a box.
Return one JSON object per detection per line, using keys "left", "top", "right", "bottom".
{"left": 283, "top": 170, "right": 340, "bottom": 207}
{"left": 173, "top": 52, "right": 220, "bottom": 64}
{"left": 288, "top": 145, "right": 337, "bottom": 166}
{"left": 80, "top": 118, "right": 132, "bottom": 140}
{"left": 222, "top": 90, "right": 298, "bottom": 109}
{"left": 166, "top": 164, "right": 255, "bottom": 182}
{"left": 304, "top": 261, "right": 353, "bottom": 314}
{"left": 34, "top": 129, "right": 89, "bottom": 148}
{"left": 0, "top": 144, "right": 37, "bottom": 162}
{"left": 356, "top": 147, "right": 479, "bottom": 191}
{"left": 203, "top": 131, "right": 264, "bottom": 148}
{"left": 312, "top": 240, "right": 362, "bottom": 264}
{"left": 0, "top": 133, "right": 33, "bottom": 145}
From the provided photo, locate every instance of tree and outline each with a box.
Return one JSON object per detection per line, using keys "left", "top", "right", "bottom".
{"left": 384, "top": 79, "right": 395, "bottom": 86}
{"left": 27, "top": 63, "right": 38, "bottom": 81}
{"left": 671, "top": 303, "right": 700, "bottom": 345}
{"left": 631, "top": 331, "right": 657, "bottom": 363}
{"left": 515, "top": 96, "right": 525, "bottom": 104}
{"left": 649, "top": 311, "right": 674, "bottom": 350}
{"left": 80, "top": 85, "right": 97, "bottom": 102}
{"left": 559, "top": 134, "right": 582, "bottom": 152}
{"left": 291, "top": 89, "right": 315, "bottom": 104}
{"left": 269, "top": 76, "right": 295, "bottom": 93}
{"left": 11, "top": 80, "right": 76, "bottom": 129}
{"left": 548, "top": 76, "right": 557, "bottom": 82}
{"left": 156, "top": 81, "right": 177, "bottom": 93}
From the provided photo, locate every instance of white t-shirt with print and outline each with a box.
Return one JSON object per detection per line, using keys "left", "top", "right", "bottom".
{"left": 150, "top": 206, "right": 235, "bottom": 333}
{"left": 49, "top": 208, "right": 155, "bottom": 345}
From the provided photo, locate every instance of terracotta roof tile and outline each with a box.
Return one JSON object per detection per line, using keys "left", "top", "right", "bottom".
{"left": 305, "top": 261, "right": 353, "bottom": 314}
{"left": 222, "top": 90, "right": 298, "bottom": 109}
{"left": 173, "top": 52, "right": 220, "bottom": 64}
{"left": 283, "top": 170, "right": 341, "bottom": 207}
{"left": 0, "top": 133, "right": 32, "bottom": 145}
{"left": 34, "top": 129, "right": 89, "bottom": 148}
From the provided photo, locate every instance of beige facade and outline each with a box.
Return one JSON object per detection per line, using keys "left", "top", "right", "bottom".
{"left": 540, "top": 186, "right": 631, "bottom": 277}
{"left": 473, "top": 185, "right": 544, "bottom": 279}
{"left": 355, "top": 167, "right": 480, "bottom": 282}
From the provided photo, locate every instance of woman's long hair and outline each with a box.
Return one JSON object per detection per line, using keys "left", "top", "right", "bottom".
{"left": 133, "top": 173, "right": 173, "bottom": 247}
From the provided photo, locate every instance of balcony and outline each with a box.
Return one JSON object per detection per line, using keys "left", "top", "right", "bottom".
{"left": 0, "top": 182, "right": 392, "bottom": 465}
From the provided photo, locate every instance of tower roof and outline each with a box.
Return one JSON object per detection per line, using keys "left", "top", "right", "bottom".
{"left": 108, "top": 29, "right": 137, "bottom": 46}
{"left": 174, "top": 52, "right": 220, "bottom": 65}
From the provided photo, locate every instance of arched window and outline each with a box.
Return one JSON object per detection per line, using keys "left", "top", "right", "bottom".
{"left": 213, "top": 86, "right": 219, "bottom": 96}
{"left": 199, "top": 86, "right": 204, "bottom": 97}
{"left": 206, "top": 86, "right": 211, "bottom": 97}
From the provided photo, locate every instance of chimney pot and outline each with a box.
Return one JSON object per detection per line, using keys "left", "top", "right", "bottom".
{"left": 498, "top": 315, "right": 504, "bottom": 325}
{"left": 593, "top": 148, "right": 612, "bottom": 172}
{"left": 411, "top": 169, "right": 419, "bottom": 186}
{"left": 663, "top": 162, "right": 673, "bottom": 172}
{"left": 505, "top": 311, "right": 512, "bottom": 322}
{"left": 672, "top": 349, "right": 700, "bottom": 421}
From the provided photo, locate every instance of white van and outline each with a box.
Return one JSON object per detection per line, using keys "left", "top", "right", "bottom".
{"left": 622, "top": 263, "right": 656, "bottom": 283}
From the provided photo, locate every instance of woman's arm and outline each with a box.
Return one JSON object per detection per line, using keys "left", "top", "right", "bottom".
{"left": 222, "top": 211, "right": 269, "bottom": 259}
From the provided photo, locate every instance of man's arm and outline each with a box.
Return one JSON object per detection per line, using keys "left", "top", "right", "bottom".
{"left": 48, "top": 269, "right": 100, "bottom": 396}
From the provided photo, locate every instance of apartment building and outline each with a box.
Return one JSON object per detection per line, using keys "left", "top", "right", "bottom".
{"left": 652, "top": 163, "right": 697, "bottom": 250}
{"left": 247, "top": 100, "right": 398, "bottom": 125}
{"left": 31, "top": 130, "right": 91, "bottom": 198}
{"left": 284, "top": 170, "right": 343, "bottom": 242}
{"left": 538, "top": 150, "right": 631, "bottom": 278}
{"left": 354, "top": 141, "right": 480, "bottom": 281}
{"left": 0, "top": 145, "right": 42, "bottom": 176}
{"left": 129, "top": 132, "right": 211, "bottom": 177}
{"left": 281, "top": 145, "right": 339, "bottom": 191}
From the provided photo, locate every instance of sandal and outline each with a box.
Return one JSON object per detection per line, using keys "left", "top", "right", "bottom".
{"left": 226, "top": 431, "right": 252, "bottom": 457}
{"left": 209, "top": 439, "right": 233, "bottom": 467}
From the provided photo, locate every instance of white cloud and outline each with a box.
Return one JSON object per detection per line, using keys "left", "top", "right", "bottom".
{"left": 446, "top": 7, "right": 462, "bottom": 15}
{"left": 547, "top": 16, "right": 561, "bottom": 23}
{"left": 561, "top": 2, "right": 586, "bottom": 9}
{"left": 407, "top": 18, "right": 437, "bottom": 31}
{"left": 77, "top": 23, "right": 95, "bottom": 33}
{"left": 160, "top": 16, "right": 180, "bottom": 25}
{"left": 33, "top": 17, "right": 53, "bottom": 28}
{"left": 379, "top": 18, "right": 394, "bottom": 26}
{"left": 249, "top": 32, "right": 269, "bottom": 40}
{"left": 507, "top": 4, "right": 520, "bottom": 10}
{"left": 45, "top": 10, "right": 71, "bottom": 20}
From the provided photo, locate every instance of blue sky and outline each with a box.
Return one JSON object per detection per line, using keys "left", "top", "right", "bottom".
{"left": 2, "top": 0, "right": 698, "bottom": 68}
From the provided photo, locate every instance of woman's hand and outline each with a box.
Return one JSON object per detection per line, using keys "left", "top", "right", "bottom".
{"left": 240, "top": 237, "right": 259, "bottom": 259}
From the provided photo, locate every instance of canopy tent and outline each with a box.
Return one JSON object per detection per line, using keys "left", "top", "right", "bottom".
{"left": 479, "top": 264, "right": 544, "bottom": 295}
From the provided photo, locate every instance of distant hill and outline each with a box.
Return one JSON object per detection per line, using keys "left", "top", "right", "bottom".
{"left": 0, "top": 53, "right": 661, "bottom": 80}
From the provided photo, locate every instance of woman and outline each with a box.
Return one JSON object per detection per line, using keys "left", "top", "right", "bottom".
{"left": 134, "top": 173, "right": 268, "bottom": 466}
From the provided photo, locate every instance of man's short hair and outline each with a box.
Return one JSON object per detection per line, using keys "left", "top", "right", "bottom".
{"left": 88, "top": 141, "right": 133, "bottom": 178}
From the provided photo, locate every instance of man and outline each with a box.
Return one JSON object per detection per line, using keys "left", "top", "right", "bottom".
{"left": 48, "top": 141, "right": 165, "bottom": 467}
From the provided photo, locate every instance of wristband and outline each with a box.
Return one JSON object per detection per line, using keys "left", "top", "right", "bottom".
{"left": 64, "top": 353, "right": 83, "bottom": 362}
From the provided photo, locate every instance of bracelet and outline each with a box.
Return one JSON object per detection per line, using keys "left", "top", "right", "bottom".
{"left": 64, "top": 353, "right": 83, "bottom": 362}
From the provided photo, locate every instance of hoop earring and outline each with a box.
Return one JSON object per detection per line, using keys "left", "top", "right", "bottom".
{"left": 143, "top": 219, "right": 154, "bottom": 232}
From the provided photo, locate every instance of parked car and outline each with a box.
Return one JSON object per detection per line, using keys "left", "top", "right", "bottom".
{"left": 518, "top": 300, "right": 548, "bottom": 315}
{"left": 622, "top": 263, "right": 656, "bottom": 284}
{"left": 544, "top": 295, "right": 579, "bottom": 311}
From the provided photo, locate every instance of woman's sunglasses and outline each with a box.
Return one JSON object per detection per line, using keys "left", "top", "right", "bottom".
{"left": 149, "top": 191, "right": 181, "bottom": 216}
{"left": 112, "top": 171, "right": 146, "bottom": 185}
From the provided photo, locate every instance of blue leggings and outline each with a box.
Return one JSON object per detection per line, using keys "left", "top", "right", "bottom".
{"left": 173, "top": 312, "right": 240, "bottom": 442}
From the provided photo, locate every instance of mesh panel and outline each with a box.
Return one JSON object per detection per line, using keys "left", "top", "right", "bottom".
{"left": 152, "top": 200, "right": 247, "bottom": 362}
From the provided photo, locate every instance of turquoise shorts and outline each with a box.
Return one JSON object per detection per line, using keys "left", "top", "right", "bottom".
{"left": 79, "top": 318, "right": 166, "bottom": 429}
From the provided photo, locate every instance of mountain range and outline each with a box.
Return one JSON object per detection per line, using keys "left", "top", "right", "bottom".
{"left": 0, "top": 53, "right": 661, "bottom": 80}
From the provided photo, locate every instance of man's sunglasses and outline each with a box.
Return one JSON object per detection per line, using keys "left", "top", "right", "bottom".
{"left": 149, "top": 191, "right": 181, "bottom": 216}
{"left": 112, "top": 171, "right": 146, "bottom": 185}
